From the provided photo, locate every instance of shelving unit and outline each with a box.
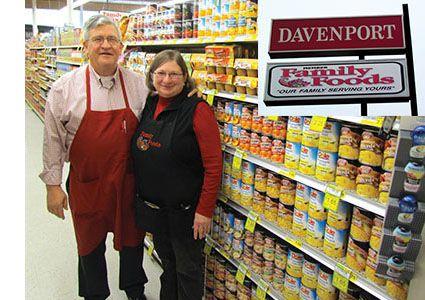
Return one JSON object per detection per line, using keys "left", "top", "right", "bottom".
{"left": 222, "top": 143, "right": 387, "bottom": 216}
{"left": 217, "top": 194, "right": 392, "bottom": 300}
{"left": 205, "top": 235, "right": 282, "bottom": 300}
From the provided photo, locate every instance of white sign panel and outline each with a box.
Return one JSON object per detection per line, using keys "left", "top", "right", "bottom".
{"left": 265, "top": 59, "right": 409, "bottom": 104}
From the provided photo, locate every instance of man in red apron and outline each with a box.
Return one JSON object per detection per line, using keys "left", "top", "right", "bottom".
{"left": 40, "top": 15, "right": 148, "bottom": 300}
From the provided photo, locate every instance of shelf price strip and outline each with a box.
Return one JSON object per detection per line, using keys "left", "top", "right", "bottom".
{"left": 256, "top": 278, "right": 269, "bottom": 300}
{"left": 323, "top": 184, "right": 344, "bottom": 211}
{"left": 235, "top": 263, "right": 249, "bottom": 284}
{"left": 332, "top": 263, "right": 351, "bottom": 293}
{"left": 245, "top": 210, "right": 259, "bottom": 233}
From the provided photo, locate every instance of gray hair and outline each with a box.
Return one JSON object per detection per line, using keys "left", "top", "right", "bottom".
{"left": 146, "top": 49, "right": 196, "bottom": 92}
{"left": 83, "top": 14, "right": 121, "bottom": 42}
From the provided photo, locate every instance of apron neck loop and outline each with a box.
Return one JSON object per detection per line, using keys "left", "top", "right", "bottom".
{"left": 85, "top": 66, "right": 92, "bottom": 112}
{"left": 118, "top": 70, "right": 130, "bottom": 109}
{"left": 85, "top": 66, "right": 130, "bottom": 111}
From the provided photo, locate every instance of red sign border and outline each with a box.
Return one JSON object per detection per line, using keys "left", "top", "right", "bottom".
{"left": 268, "top": 14, "right": 406, "bottom": 54}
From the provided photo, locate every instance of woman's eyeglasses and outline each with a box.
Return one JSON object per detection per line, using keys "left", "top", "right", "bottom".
{"left": 153, "top": 71, "right": 184, "bottom": 80}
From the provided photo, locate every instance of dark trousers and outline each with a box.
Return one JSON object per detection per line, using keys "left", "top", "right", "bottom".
{"left": 153, "top": 233, "right": 204, "bottom": 300}
{"left": 65, "top": 175, "right": 148, "bottom": 300}
{"left": 78, "top": 238, "right": 148, "bottom": 300}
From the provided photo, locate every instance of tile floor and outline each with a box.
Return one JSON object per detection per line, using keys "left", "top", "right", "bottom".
{"left": 25, "top": 105, "right": 162, "bottom": 300}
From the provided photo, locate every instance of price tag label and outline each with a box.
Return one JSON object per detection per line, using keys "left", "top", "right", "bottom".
{"left": 323, "top": 184, "right": 343, "bottom": 211}
{"left": 361, "top": 117, "right": 384, "bottom": 128}
{"left": 350, "top": 273, "right": 358, "bottom": 283}
{"left": 221, "top": 144, "right": 226, "bottom": 151}
{"left": 278, "top": 169, "right": 296, "bottom": 179}
{"left": 227, "top": 36, "right": 236, "bottom": 42}
{"left": 332, "top": 263, "right": 351, "bottom": 293}
{"left": 232, "top": 149, "right": 245, "bottom": 170}
{"left": 204, "top": 242, "right": 213, "bottom": 255}
{"left": 267, "top": 116, "right": 279, "bottom": 121}
{"left": 310, "top": 116, "right": 327, "bottom": 132}
{"left": 204, "top": 89, "right": 218, "bottom": 95}
{"left": 206, "top": 94, "right": 214, "bottom": 106}
{"left": 147, "top": 243, "right": 154, "bottom": 257}
{"left": 287, "top": 237, "right": 302, "bottom": 249}
{"left": 256, "top": 278, "right": 269, "bottom": 300}
{"left": 218, "top": 194, "right": 228, "bottom": 203}
{"left": 323, "top": 193, "right": 340, "bottom": 212}
{"left": 245, "top": 210, "right": 259, "bottom": 233}
{"left": 220, "top": 249, "right": 231, "bottom": 260}
{"left": 235, "top": 263, "right": 248, "bottom": 284}
{"left": 234, "top": 93, "right": 246, "bottom": 101}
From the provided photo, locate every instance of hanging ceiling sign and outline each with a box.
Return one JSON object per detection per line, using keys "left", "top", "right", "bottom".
{"left": 264, "top": 59, "right": 410, "bottom": 106}
{"left": 269, "top": 15, "right": 405, "bottom": 57}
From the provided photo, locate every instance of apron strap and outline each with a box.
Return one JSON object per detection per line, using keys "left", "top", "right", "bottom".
{"left": 85, "top": 66, "right": 92, "bottom": 112}
{"left": 118, "top": 70, "right": 130, "bottom": 109}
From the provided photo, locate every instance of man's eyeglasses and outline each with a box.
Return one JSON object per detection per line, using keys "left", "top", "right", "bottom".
{"left": 90, "top": 36, "right": 121, "bottom": 46}
{"left": 153, "top": 71, "right": 184, "bottom": 80}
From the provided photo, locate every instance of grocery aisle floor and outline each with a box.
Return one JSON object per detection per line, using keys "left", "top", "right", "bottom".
{"left": 25, "top": 105, "right": 162, "bottom": 300}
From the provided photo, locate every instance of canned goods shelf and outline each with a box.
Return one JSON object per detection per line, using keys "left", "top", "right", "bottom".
{"left": 217, "top": 195, "right": 393, "bottom": 300}
{"left": 222, "top": 144, "right": 387, "bottom": 216}
{"left": 205, "top": 235, "right": 282, "bottom": 300}
{"left": 126, "top": 35, "right": 258, "bottom": 47}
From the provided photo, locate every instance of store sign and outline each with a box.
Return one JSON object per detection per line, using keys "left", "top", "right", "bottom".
{"left": 269, "top": 15, "right": 405, "bottom": 54}
{"left": 265, "top": 59, "right": 409, "bottom": 103}
{"left": 100, "top": 11, "right": 129, "bottom": 23}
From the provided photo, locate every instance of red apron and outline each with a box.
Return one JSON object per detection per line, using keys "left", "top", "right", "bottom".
{"left": 68, "top": 66, "right": 143, "bottom": 256}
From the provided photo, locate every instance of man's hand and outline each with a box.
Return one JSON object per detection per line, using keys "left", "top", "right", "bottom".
{"left": 46, "top": 185, "right": 68, "bottom": 219}
{"left": 193, "top": 212, "right": 212, "bottom": 240}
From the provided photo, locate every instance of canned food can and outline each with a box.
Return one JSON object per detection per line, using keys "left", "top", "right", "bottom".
{"left": 295, "top": 183, "right": 311, "bottom": 211}
{"left": 308, "top": 189, "right": 327, "bottom": 221}
{"left": 275, "top": 240, "right": 288, "bottom": 270}
{"left": 279, "top": 178, "right": 296, "bottom": 205}
{"left": 315, "top": 150, "right": 338, "bottom": 182}
{"left": 252, "top": 190, "right": 265, "bottom": 214}
{"left": 350, "top": 206, "right": 374, "bottom": 242}
{"left": 339, "top": 125, "right": 362, "bottom": 160}
{"left": 284, "top": 273, "right": 301, "bottom": 300}
{"left": 359, "top": 130, "right": 384, "bottom": 167}
{"left": 302, "top": 117, "right": 320, "bottom": 148}
{"left": 241, "top": 161, "right": 255, "bottom": 184}
{"left": 232, "top": 237, "right": 244, "bottom": 260}
{"left": 254, "top": 167, "right": 267, "bottom": 192}
{"left": 240, "top": 183, "right": 254, "bottom": 207}
{"left": 319, "top": 120, "right": 341, "bottom": 152}
{"left": 327, "top": 200, "right": 352, "bottom": 230}
{"left": 242, "top": 245, "right": 253, "bottom": 266}
{"left": 299, "top": 145, "right": 318, "bottom": 175}
{"left": 263, "top": 235, "right": 276, "bottom": 262}
{"left": 287, "top": 116, "right": 304, "bottom": 143}
{"left": 301, "top": 255, "right": 319, "bottom": 289}
{"left": 286, "top": 247, "right": 304, "bottom": 278}
{"left": 323, "top": 224, "right": 348, "bottom": 258}
{"left": 346, "top": 236, "right": 369, "bottom": 272}
{"left": 292, "top": 208, "right": 309, "bottom": 237}
{"left": 285, "top": 141, "right": 301, "bottom": 169}
{"left": 264, "top": 196, "right": 279, "bottom": 223}
{"left": 317, "top": 264, "right": 338, "bottom": 300}
{"left": 277, "top": 202, "right": 294, "bottom": 230}
{"left": 335, "top": 158, "right": 359, "bottom": 190}
{"left": 306, "top": 216, "right": 326, "bottom": 248}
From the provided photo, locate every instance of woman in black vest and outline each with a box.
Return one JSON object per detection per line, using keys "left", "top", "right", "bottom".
{"left": 131, "top": 50, "right": 222, "bottom": 300}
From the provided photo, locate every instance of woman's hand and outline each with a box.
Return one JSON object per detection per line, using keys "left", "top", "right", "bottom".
{"left": 193, "top": 212, "right": 211, "bottom": 240}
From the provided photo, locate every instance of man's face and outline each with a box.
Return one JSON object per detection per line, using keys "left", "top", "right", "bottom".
{"left": 83, "top": 24, "right": 123, "bottom": 72}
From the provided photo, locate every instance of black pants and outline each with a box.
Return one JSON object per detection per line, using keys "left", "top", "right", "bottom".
{"left": 78, "top": 238, "right": 148, "bottom": 300}
{"left": 153, "top": 233, "right": 204, "bottom": 300}
{"left": 66, "top": 175, "right": 148, "bottom": 300}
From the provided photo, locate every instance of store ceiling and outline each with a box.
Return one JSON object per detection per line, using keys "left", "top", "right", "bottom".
{"left": 25, "top": 0, "right": 165, "bottom": 12}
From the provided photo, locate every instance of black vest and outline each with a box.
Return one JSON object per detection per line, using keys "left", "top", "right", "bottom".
{"left": 131, "top": 89, "right": 206, "bottom": 235}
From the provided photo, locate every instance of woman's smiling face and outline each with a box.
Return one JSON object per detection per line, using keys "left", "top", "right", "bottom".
{"left": 152, "top": 61, "right": 187, "bottom": 98}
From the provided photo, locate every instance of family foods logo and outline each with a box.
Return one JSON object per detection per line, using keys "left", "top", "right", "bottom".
{"left": 267, "top": 60, "right": 408, "bottom": 99}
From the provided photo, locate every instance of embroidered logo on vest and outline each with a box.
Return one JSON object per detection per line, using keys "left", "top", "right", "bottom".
{"left": 137, "top": 131, "right": 162, "bottom": 151}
